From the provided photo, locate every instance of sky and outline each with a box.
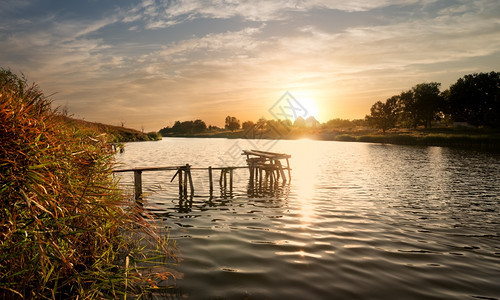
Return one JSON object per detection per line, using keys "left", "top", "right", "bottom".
{"left": 1, "top": 0, "right": 499, "bottom": 131}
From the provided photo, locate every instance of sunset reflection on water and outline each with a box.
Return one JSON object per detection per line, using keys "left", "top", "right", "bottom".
{"left": 116, "top": 138, "right": 500, "bottom": 299}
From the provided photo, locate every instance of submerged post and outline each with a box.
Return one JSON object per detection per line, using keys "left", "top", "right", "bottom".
{"left": 183, "top": 165, "right": 188, "bottom": 196}
{"left": 208, "top": 166, "right": 213, "bottom": 194}
{"left": 186, "top": 164, "right": 194, "bottom": 195}
{"left": 229, "top": 168, "right": 233, "bottom": 191}
{"left": 223, "top": 169, "right": 227, "bottom": 189}
{"left": 133, "top": 170, "right": 142, "bottom": 202}
{"left": 286, "top": 158, "right": 291, "bottom": 181}
{"left": 178, "top": 167, "right": 183, "bottom": 196}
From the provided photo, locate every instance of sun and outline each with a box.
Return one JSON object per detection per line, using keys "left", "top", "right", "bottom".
{"left": 297, "top": 97, "right": 320, "bottom": 121}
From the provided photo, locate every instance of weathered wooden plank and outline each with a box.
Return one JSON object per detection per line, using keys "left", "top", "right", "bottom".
{"left": 242, "top": 149, "right": 291, "bottom": 159}
{"left": 114, "top": 166, "right": 183, "bottom": 173}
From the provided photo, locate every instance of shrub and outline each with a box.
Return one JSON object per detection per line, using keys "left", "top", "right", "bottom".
{"left": 0, "top": 69, "right": 176, "bottom": 298}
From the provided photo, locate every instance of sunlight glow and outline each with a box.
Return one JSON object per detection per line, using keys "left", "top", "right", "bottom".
{"left": 289, "top": 89, "right": 323, "bottom": 122}
{"left": 298, "top": 97, "right": 320, "bottom": 121}
{"left": 291, "top": 139, "right": 319, "bottom": 226}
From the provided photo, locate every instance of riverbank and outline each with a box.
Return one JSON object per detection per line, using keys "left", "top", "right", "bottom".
{"left": 161, "top": 127, "right": 500, "bottom": 150}
{"left": 59, "top": 115, "right": 162, "bottom": 142}
{"left": 1, "top": 69, "right": 174, "bottom": 299}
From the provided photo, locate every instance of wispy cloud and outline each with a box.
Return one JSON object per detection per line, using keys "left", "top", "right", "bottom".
{"left": 121, "top": 0, "right": 427, "bottom": 29}
{"left": 1, "top": 0, "right": 498, "bottom": 130}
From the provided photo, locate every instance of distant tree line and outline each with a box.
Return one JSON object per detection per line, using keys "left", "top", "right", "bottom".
{"left": 159, "top": 119, "right": 208, "bottom": 135}
{"left": 159, "top": 72, "right": 498, "bottom": 136}
{"left": 366, "top": 71, "right": 500, "bottom": 132}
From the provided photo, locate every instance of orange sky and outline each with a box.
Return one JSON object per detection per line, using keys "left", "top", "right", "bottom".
{"left": 1, "top": 1, "right": 499, "bottom": 130}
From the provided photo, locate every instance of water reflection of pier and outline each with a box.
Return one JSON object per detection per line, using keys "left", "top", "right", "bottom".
{"left": 113, "top": 149, "right": 291, "bottom": 201}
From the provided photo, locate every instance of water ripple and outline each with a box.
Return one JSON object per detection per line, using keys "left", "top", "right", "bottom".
{"left": 116, "top": 139, "right": 500, "bottom": 299}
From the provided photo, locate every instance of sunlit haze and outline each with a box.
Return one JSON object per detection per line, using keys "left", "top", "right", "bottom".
{"left": 1, "top": 1, "right": 499, "bottom": 130}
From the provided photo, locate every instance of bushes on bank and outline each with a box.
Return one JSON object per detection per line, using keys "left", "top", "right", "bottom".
{"left": 0, "top": 69, "right": 175, "bottom": 298}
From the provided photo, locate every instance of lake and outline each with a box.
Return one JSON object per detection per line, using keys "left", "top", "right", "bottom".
{"left": 115, "top": 138, "right": 500, "bottom": 299}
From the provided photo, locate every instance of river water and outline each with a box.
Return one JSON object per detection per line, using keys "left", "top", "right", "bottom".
{"left": 115, "top": 138, "right": 500, "bottom": 299}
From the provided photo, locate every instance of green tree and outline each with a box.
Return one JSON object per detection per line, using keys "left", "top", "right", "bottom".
{"left": 193, "top": 119, "right": 207, "bottom": 132}
{"left": 398, "top": 83, "right": 442, "bottom": 128}
{"left": 242, "top": 120, "right": 255, "bottom": 131}
{"left": 398, "top": 90, "right": 417, "bottom": 128}
{"left": 412, "top": 82, "right": 442, "bottom": 128}
{"left": 225, "top": 116, "right": 240, "bottom": 131}
{"left": 445, "top": 71, "right": 500, "bottom": 127}
{"left": 366, "top": 96, "right": 399, "bottom": 133}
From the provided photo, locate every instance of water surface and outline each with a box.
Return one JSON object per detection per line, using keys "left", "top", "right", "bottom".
{"left": 116, "top": 138, "right": 500, "bottom": 299}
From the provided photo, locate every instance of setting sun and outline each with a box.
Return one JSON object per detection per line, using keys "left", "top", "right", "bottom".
{"left": 290, "top": 90, "right": 324, "bottom": 122}
{"left": 297, "top": 97, "right": 320, "bottom": 121}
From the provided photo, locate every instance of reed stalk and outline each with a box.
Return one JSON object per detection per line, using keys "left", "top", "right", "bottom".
{"left": 0, "top": 68, "right": 177, "bottom": 299}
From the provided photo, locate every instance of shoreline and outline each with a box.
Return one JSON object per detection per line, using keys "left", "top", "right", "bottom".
{"left": 159, "top": 128, "right": 500, "bottom": 151}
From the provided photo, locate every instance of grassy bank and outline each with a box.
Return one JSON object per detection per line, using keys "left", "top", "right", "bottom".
{"left": 59, "top": 115, "right": 162, "bottom": 142}
{"left": 162, "top": 127, "right": 500, "bottom": 150}
{"left": 0, "top": 69, "right": 176, "bottom": 298}
{"left": 327, "top": 128, "right": 500, "bottom": 150}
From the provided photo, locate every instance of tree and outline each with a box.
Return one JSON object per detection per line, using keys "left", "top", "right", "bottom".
{"left": 398, "top": 90, "right": 417, "bottom": 128}
{"left": 193, "top": 119, "right": 207, "bottom": 132}
{"left": 305, "top": 116, "right": 320, "bottom": 128}
{"left": 293, "top": 116, "right": 306, "bottom": 127}
{"left": 445, "top": 72, "right": 500, "bottom": 127}
{"left": 398, "top": 83, "right": 443, "bottom": 128}
{"left": 242, "top": 120, "right": 254, "bottom": 131}
{"left": 159, "top": 119, "right": 207, "bottom": 135}
{"left": 412, "top": 82, "right": 442, "bottom": 128}
{"left": 366, "top": 96, "right": 399, "bottom": 133}
{"left": 225, "top": 116, "right": 240, "bottom": 131}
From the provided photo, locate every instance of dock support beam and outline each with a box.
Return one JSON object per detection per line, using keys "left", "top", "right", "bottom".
{"left": 133, "top": 170, "right": 143, "bottom": 202}
{"left": 208, "top": 166, "right": 213, "bottom": 194}
{"left": 187, "top": 164, "right": 194, "bottom": 196}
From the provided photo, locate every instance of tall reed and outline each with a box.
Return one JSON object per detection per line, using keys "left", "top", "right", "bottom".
{"left": 0, "top": 69, "right": 177, "bottom": 299}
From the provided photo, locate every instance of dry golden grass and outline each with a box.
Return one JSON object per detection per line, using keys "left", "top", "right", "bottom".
{"left": 0, "top": 69, "right": 176, "bottom": 299}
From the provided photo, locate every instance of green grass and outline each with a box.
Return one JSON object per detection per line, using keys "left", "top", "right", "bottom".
{"left": 58, "top": 115, "right": 162, "bottom": 142}
{"left": 0, "top": 69, "right": 176, "bottom": 299}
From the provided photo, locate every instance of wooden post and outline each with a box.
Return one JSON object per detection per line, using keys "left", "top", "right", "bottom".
{"left": 133, "top": 170, "right": 142, "bottom": 202}
{"left": 229, "top": 168, "right": 233, "bottom": 191}
{"left": 183, "top": 165, "right": 188, "bottom": 196}
{"left": 208, "top": 166, "right": 213, "bottom": 194}
{"left": 178, "top": 167, "right": 183, "bottom": 196}
{"left": 276, "top": 160, "right": 287, "bottom": 183}
{"left": 286, "top": 158, "right": 291, "bottom": 181}
{"left": 223, "top": 168, "right": 227, "bottom": 189}
{"left": 250, "top": 165, "right": 254, "bottom": 184}
{"left": 186, "top": 164, "right": 194, "bottom": 195}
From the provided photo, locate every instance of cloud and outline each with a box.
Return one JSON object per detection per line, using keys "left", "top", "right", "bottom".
{"left": 1, "top": 0, "right": 498, "bottom": 130}
{"left": 121, "top": 0, "right": 426, "bottom": 30}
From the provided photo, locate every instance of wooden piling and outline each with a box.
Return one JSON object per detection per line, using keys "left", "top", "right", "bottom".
{"left": 133, "top": 170, "right": 142, "bottom": 201}
{"left": 178, "top": 167, "right": 183, "bottom": 196}
{"left": 208, "top": 166, "right": 213, "bottom": 194}
{"left": 223, "top": 169, "right": 227, "bottom": 189}
{"left": 187, "top": 164, "right": 194, "bottom": 195}
{"left": 229, "top": 168, "right": 233, "bottom": 191}
{"left": 286, "top": 158, "right": 291, "bottom": 181}
{"left": 183, "top": 165, "right": 188, "bottom": 196}
{"left": 276, "top": 160, "right": 287, "bottom": 183}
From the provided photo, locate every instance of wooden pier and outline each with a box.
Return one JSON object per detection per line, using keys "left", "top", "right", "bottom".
{"left": 242, "top": 149, "right": 291, "bottom": 185}
{"left": 113, "top": 150, "right": 291, "bottom": 201}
